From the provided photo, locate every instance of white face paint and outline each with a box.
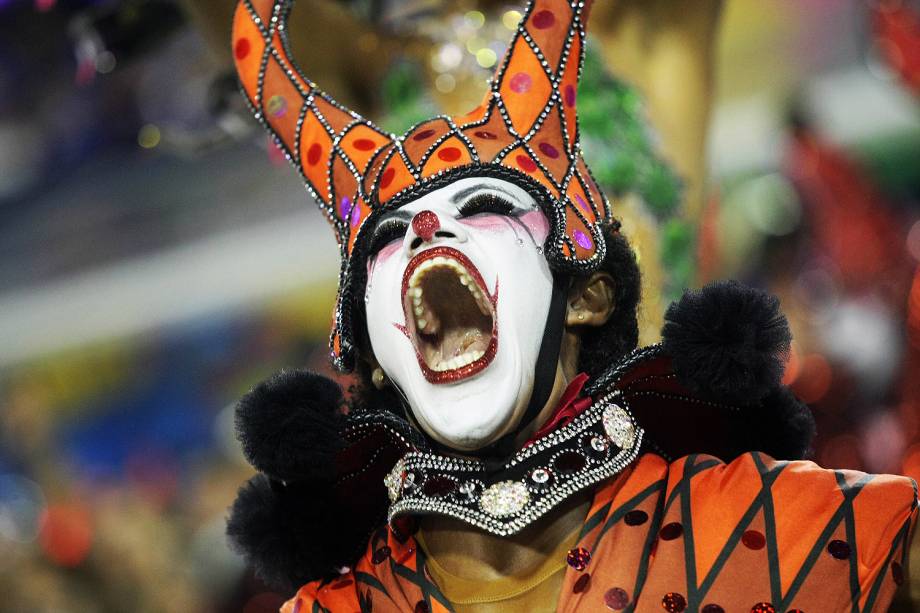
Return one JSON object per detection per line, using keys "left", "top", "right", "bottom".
{"left": 364, "top": 177, "right": 555, "bottom": 451}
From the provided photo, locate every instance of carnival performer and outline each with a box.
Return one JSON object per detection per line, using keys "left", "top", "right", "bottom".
{"left": 225, "top": 0, "right": 918, "bottom": 610}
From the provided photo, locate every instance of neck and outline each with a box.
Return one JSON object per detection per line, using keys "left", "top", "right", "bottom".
{"left": 418, "top": 491, "right": 591, "bottom": 581}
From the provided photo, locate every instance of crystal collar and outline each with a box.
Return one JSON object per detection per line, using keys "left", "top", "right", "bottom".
{"left": 381, "top": 388, "right": 644, "bottom": 536}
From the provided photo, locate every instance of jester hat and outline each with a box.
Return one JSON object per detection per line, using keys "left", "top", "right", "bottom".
{"left": 233, "top": 0, "right": 613, "bottom": 371}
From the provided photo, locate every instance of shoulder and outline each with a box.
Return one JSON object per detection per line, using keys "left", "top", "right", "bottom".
{"left": 654, "top": 451, "right": 918, "bottom": 611}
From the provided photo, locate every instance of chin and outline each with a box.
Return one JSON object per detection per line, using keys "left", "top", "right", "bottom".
{"left": 405, "top": 348, "right": 531, "bottom": 452}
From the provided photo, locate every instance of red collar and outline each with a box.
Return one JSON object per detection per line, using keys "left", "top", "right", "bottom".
{"left": 526, "top": 372, "right": 591, "bottom": 445}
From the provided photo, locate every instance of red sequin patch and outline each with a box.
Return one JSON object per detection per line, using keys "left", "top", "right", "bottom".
{"left": 701, "top": 605, "right": 724, "bottom": 613}
{"left": 662, "top": 592, "right": 687, "bottom": 612}
{"left": 741, "top": 530, "right": 766, "bottom": 550}
{"left": 623, "top": 510, "right": 648, "bottom": 526}
{"left": 573, "top": 573, "right": 591, "bottom": 594}
{"left": 659, "top": 522, "right": 683, "bottom": 541}
{"left": 566, "top": 546, "right": 591, "bottom": 571}
{"left": 354, "top": 138, "right": 376, "bottom": 151}
{"left": 750, "top": 603, "right": 776, "bottom": 613}
{"left": 474, "top": 130, "right": 497, "bottom": 140}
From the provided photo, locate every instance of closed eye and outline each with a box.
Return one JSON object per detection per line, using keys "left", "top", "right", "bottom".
{"left": 456, "top": 192, "right": 517, "bottom": 218}
{"left": 368, "top": 218, "right": 408, "bottom": 255}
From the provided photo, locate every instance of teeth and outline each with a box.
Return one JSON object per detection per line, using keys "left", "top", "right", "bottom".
{"left": 434, "top": 349, "right": 486, "bottom": 372}
{"left": 414, "top": 306, "right": 423, "bottom": 316}
{"left": 418, "top": 318, "right": 427, "bottom": 330}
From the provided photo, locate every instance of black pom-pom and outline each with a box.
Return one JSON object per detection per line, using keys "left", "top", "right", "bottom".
{"left": 743, "top": 385, "right": 816, "bottom": 460}
{"left": 235, "top": 370, "right": 345, "bottom": 482}
{"left": 662, "top": 280, "right": 791, "bottom": 404}
{"left": 227, "top": 474, "right": 345, "bottom": 592}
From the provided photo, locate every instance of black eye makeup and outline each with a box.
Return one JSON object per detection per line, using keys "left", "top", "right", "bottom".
{"left": 456, "top": 192, "right": 517, "bottom": 218}
{"left": 368, "top": 218, "right": 409, "bottom": 255}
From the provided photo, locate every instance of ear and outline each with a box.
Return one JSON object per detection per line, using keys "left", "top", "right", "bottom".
{"left": 566, "top": 272, "right": 616, "bottom": 328}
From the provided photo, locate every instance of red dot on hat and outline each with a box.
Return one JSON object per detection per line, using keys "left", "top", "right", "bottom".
{"left": 516, "top": 155, "right": 537, "bottom": 172}
{"left": 532, "top": 10, "right": 555, "bottom": 29}
{"left": 438, "top": 147, "right": 461, "bottom": 162}
{"left": 741, "top": 530, "right": 766, "bottom": 550}
{"left": 235, "top": 38, "right": 250, "bottom": 60}
{"left": 354, "top": 138, "right": 376, "bottom": 151}
{"left": 565, "top": 84, "right": 576, "bottom": 107}
{"left": 306, "top": 143, "right": 322, "bottom": 165}
{"left": 379, "top": 167, "right": 396, "bottom": 189}
{"left": 538, "top": 142, "right": 559, "bottom": 159}
{"left": 474, "top": 130, "right": 497, "bottom": 140}
{"left": 413, "top": 128, "right": 436, "bottom": 141}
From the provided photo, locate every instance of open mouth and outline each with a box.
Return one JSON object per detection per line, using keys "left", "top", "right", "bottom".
{"left": 399, "top": 246, "right": 498, "bottom": 383}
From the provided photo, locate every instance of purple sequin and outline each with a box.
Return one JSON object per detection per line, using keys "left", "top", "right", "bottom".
{"left": 350, "top": 203, "right": 361, "bottom": 227}
{"left": 575, "top": 194, "right": 590, "bottom": 213}
{"left": 339, "top": 195, "right": 353, "bottom": 219}
{"left": 603, "top": 587, "right": 629, "bottom": 610}
{"left": 565, "top": 84, "right": 576, "bottom": 107}
{"left": 538, "top": 142, "right": 560, "bottom": 159}
{"left": 573, "top": 229, "right": 592, "bottom": 249}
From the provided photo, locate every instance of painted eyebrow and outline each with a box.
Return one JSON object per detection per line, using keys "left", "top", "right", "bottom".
{"left": 449, "top": 183, "right": 521, "bottom": 205}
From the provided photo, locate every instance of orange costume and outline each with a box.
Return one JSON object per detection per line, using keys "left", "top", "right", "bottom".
{"left": 224, "top": 0, "right": 920, "bottom": 611}
{"left": 283, "top": 452, "right": 917, "bottom": 613}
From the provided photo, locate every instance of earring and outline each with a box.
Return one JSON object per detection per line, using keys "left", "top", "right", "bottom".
{"left": 372, "top": 367, "right": 387, "bottom": 389}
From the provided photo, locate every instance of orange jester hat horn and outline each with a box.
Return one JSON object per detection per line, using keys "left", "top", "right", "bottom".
{"left": 233, "top": 0, "right": 612, "bottom": 371}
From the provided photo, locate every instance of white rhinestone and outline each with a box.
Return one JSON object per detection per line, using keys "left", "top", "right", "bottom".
{"left": 531, "top": 468, "right": 551, "bottom": 484}
{"left": 480, "top": 481, "right": 530, "bottom": 518}
{"left": 384, "top": 458, "right": 405, "bottom": 502}
{"left": 603, "top": 404, "right": 635, "bottom": 449}
{"left": 590, "top": 436, "right": 608, "bottom": 452}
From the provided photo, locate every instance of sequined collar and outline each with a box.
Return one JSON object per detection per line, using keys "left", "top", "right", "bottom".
{"left": 380, "top": 387, "right": 643, "bottom": 536}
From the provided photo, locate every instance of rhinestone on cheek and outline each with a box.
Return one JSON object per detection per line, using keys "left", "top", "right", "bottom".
{"left": 661, "top": 592, "right": 687, "bottom": 612}
{"left": 566, "top": 546, "right": 591, "bottom": 571}
{"left": 602, "top": 404, "right": 635, "bottom": 448}
{"left": 604, "top": 587, "right": 629, "bottom": 610}
{"left": 480, "top": 481, "right": 530, "bottom": 517}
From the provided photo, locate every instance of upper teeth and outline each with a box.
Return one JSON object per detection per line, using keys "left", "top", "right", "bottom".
{"left": 406, "top": 256, "right": 492, "bottom": 319}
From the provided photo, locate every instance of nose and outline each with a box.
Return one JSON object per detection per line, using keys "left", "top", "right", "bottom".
{"left": 404, "top": 209, "right": 466, "bottom": 255}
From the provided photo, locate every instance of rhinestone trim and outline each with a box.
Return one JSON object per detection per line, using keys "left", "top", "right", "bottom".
{"left": 384, "top": 392, "right": 643, "bottom": 536}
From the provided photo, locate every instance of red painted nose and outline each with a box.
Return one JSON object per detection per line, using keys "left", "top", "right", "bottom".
{"left": 411, "top": 210, "right": 440, "bottom": 242}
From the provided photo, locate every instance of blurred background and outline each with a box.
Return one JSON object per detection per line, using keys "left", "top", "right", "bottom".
{"left": 1, "top": 0, "right": 919, "bottom": 610}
